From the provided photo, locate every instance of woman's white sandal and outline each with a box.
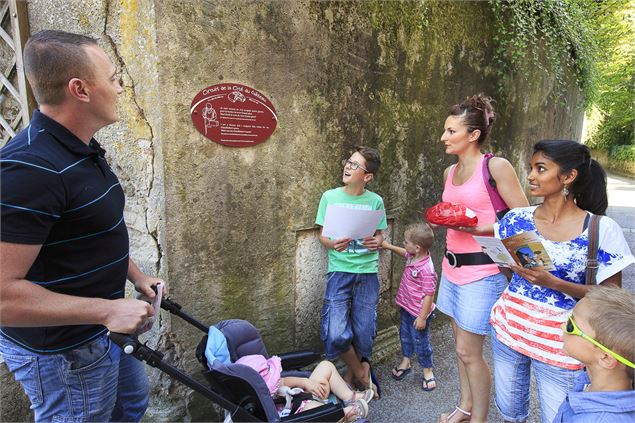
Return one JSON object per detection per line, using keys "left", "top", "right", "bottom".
{"left": 439, "top": 406, "right": 471, "bottom": 423}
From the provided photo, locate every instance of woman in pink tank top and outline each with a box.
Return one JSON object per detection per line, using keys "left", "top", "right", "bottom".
{"left": 436, "top": 95, "right": 528, "bottom": 423}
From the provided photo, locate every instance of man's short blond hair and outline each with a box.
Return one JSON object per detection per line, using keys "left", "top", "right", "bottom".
{"left": 404, "top": 222, "right": 434, "bottom": 250}
{"left": 585, "top": 286, "right": 635, "bottom": 377}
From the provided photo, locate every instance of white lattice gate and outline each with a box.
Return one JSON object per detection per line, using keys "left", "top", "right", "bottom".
{"left": 0, "top": 0, "right": 34, "bottom": 144}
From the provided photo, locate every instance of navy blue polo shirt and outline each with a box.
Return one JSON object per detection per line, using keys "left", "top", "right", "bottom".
{"left": 0, "top": 110, "right": 129, "bottom": 353}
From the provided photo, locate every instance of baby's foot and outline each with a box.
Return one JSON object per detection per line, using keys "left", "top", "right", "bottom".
{"left": 339, "top": 399, "right": 369, "bottom": 423}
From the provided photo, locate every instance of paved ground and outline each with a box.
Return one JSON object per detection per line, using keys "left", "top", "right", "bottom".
{"left": 367, "top": 172, "right": 635, "bottom": 422}
{"left": 605, "top": 172, "right": 635, "bottom": 291}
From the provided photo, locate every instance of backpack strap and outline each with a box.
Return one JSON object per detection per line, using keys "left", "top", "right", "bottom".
{"left": 482, "top": 153, "right": 510, "bottom": 220}
{"left": 585, "top": 214, "right": 602, "bottom": 285}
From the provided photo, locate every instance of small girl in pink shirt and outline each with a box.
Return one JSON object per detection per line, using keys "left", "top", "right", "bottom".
{"left": 382, "top": 222, "right": 437, "bottom": 391}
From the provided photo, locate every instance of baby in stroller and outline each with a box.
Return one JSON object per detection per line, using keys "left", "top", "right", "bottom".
{"left": 237, "top": 355, "right": 372, "bottom": 421}
{"left": 111, "top": 295, "right": 369, "bottom": 423}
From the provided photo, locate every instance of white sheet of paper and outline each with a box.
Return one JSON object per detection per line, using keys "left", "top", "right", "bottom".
{"left": 322, "top": 204, "right": 385, "bottom": 240}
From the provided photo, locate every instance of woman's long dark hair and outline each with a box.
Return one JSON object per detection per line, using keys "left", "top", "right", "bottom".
{"left": 533, "top": 140, "right": 608, "bottom": 215}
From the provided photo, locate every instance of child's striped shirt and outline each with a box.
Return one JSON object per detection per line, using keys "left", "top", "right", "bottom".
{"left": 395, "top": 254, "right": 437, "bottom": 318}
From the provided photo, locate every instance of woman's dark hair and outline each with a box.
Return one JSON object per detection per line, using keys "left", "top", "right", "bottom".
{"left": 533, "top": 140, "right": 608, "bottom": 215}
{"left": 448, "top": 93, "right": 496, "bottom": 145}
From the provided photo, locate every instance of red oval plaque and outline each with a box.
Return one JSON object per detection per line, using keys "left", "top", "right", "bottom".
{"left": 190, "top": 83, "right": 278, "bottom": 147}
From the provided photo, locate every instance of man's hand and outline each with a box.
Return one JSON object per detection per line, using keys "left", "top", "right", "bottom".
{"left": 127, "top": 258, "right": 167, "bottom": 300}
{"left": 103, "top": 298, "right": 153, "bottom": 334}
{"left": 414, "top": 316, "right": 427, "bottom": 330}
{"left": 331, "top": 238, "right": 352, "bottom": 252}
{"left": 132, "top": 274, "right": 166, "bottom": 299}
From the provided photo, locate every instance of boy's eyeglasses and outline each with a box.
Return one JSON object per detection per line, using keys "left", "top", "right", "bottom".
{"left": 565, "top": 315, "right": 635, "bottom": 369}
{"left": 342, "top": 159, "right": 368, "bottom": 173}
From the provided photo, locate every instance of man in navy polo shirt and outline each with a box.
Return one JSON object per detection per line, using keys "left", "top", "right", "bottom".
{"left": 0, "top": 30, "right": 163, "bottom": 422}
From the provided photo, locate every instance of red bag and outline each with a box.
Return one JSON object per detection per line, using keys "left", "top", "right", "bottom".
{"left": 425, "top": 202, "right": 478, "bottom": 227}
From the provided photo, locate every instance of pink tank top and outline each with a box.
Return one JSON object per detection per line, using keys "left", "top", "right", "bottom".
{"left": 442, "top": 155, "right": 500, "bottom": 285}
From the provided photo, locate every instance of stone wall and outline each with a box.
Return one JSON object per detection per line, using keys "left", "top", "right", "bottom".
{"left": 1, "top": 1, "right": 584, "bottom": 421}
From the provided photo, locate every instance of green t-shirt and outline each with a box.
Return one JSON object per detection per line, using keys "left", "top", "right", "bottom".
{"left": 315, "top": 187, "right": 387, "bottom": 273}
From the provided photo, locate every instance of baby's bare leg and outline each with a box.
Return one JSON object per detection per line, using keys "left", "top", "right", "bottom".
{"left": 309, "top": 361, "right": 354, "bottom": 400}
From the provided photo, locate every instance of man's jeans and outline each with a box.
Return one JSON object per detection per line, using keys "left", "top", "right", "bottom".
{"left": 0, "top": 333, "right": 149, "bottom": 422}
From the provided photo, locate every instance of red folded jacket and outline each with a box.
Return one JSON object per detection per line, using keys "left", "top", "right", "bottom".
{"left": 425, "top": 202, "right": 478, "bottom": 227}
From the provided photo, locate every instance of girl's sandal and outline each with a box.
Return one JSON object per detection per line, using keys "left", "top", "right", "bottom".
{"left": 338, "top": 399, "right": 369, "bottom": 423}
{"left": 344, "top": 388, "right": 374, "bottom": 406}
{"left": 358, "top": 388, "right": 374, "bottom": 403}
{"left": 438, "top": 406, "right": 471, "bottom": 423}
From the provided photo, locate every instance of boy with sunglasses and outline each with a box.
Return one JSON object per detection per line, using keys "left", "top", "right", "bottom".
{"left": 554, "top": 286, "right": 635, "bottom": 422}
{"left": 315, "top": 146, "right": 387, "bottom": 398}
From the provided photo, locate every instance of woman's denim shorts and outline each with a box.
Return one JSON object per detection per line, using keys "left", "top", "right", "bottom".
{"left": 436, "top": 272, "right": 506, "bottom": 335}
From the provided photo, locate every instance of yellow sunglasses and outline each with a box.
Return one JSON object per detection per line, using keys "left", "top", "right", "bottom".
{"left": 565, "top": 315, "right": 635, "bottom": 369}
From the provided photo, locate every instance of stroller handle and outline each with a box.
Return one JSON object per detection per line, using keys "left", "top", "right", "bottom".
{"left": 160, "top": 296, "right": 209, "bottom": 333}
{"left": 108, "top": 331, "right": 138, "bottom": 355}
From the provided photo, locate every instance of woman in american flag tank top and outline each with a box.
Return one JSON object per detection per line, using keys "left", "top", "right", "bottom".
{"left": 490, "top": 140, "right": 635, "bottom": 423}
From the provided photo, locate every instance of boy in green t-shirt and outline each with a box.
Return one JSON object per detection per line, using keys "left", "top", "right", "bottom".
{"left": 315, "top": 146, "right": 387, "bottom": 398}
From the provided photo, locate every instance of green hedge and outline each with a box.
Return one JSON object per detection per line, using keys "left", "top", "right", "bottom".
{"left": 612, "top": 145, "right": 635, "bottom": 162}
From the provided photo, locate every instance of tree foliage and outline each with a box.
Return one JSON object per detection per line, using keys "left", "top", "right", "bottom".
{"left": 584, "top": 1, "right": 634, "bottom": 151}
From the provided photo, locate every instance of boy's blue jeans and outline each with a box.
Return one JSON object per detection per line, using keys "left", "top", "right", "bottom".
{"left": 399, "top": 307, "right": 434, "bottom": 368}
{"left": 0, "top": 333, "right": 149, "bottom": 422}
{"left": 320, "top": 272, "right": 379, "bottom": 360}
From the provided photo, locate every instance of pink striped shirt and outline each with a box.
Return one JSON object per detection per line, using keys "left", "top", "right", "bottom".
{"left": 395, "top": 254, "right": 437, "bottom": 318}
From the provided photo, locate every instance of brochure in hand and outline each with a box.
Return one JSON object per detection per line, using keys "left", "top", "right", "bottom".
{"left": 473, "top": 231, "right": 555, "bottom": 271}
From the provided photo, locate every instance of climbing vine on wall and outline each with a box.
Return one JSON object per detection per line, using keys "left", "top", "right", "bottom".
{"left": 489, "top": 0, "right": 601, "bottom": 105}
{"left": 490, "top": 0, "right": 634, "bottom": 150}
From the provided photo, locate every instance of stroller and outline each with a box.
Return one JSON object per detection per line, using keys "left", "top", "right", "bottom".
{"left": 109, "top": 295, "right": 347, "bottom": 422}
